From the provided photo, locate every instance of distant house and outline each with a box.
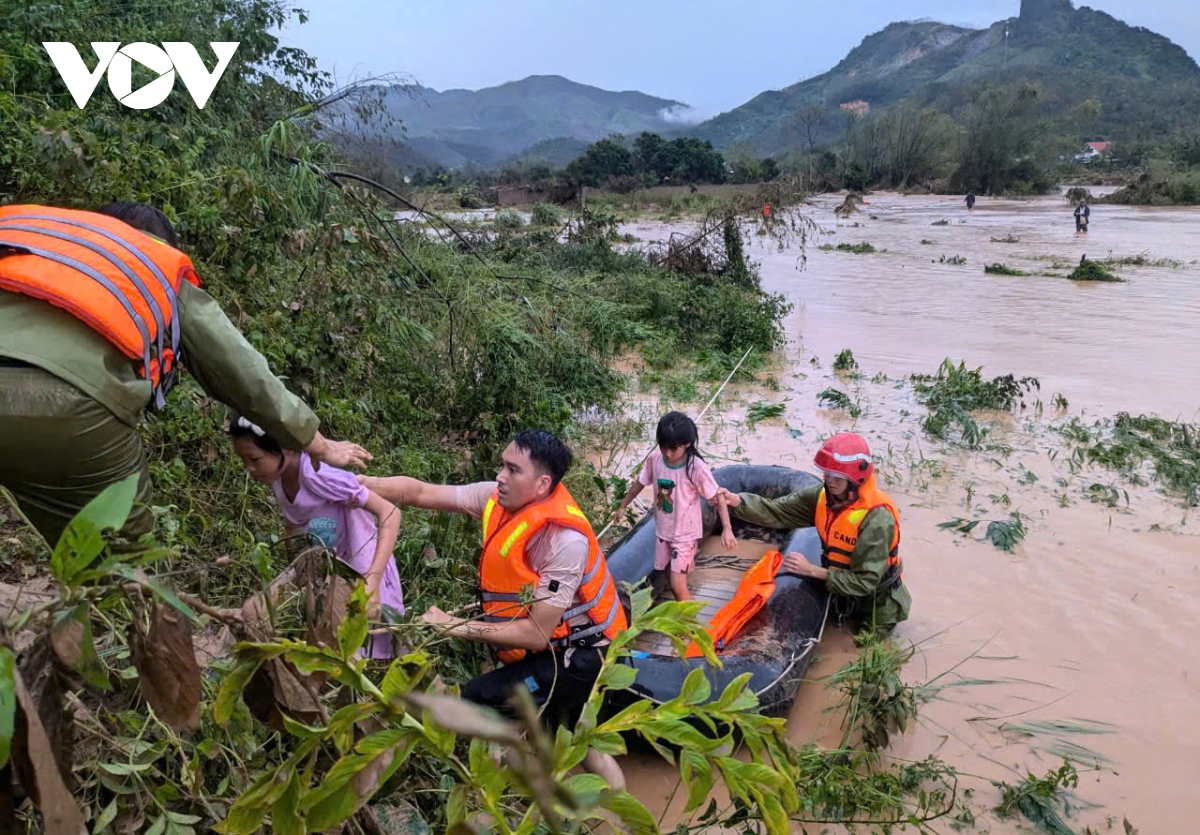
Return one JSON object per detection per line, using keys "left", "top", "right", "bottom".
{"left": 1074, "top": 141, "right": 1111, "bottom": 163}
{"left": 840, "top": 99, "right": 870, "bottom": 119}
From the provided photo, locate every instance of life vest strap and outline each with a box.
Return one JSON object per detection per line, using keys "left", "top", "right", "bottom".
{"left": 551, "top": 601, "right": 619, "bottom": 649}
{"left": 562, "top": 571, "right": 613, "bottom": 621}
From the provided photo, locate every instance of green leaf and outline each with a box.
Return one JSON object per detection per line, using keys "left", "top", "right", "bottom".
{"left": 213, "top": 658, "right": 262, "bottom": 725}
{"left": 337, "top": 582, "right": 370, "bottom": 658}
{"left": 304, "top": 782, "right": 360, "bottom": 833}
{"left": 679, "top": 748, "right": 713, "bottom": 812}
{"left": 280, "top": 713, "right": 326, "bottom": 741}
{"left": 144, "top": 815, "right": 167, "bottom": 835}
{"left": 565, "top": 772, "right": 608, "bottom": 805}
{"left": 98, "top": 761, "right": 154, "bottom": 775}
{"left": 596, "top": 699, "right": 652, "bottom": 734}
{"left": 602, "top": 791, "right": 658, "bottom": 835}
{"left": 112, "top": 566, "right": 199, "bottom": 624}
{"left": 50, "top": 474, "right": 138, "bottom": 585}
{"left": 598, "top": 661, "right": 637, "bottom": 691}
{"left": 94, "top": 799, "right": 119, "bottom": 833}
{"left": 51, "top": 604, "right": 110, "bottom": 690}
{"left": 423, "top": 708, "right": 457, "bottom": 755}
{"left": 679, "top": 667, "right": 711, "bottom": 706}
{"left": 715, "top": 757, "right": 750, "bottom": 803}
{"left": 630, "top": 585, "right": 654, "bottom": 622}
{"left": 468, "top": 738, "right": 505, "bottom": 798}
{"left": 446, "top": 783, "right": 468, "bottom": 826}
{"left": 713, "top": 673, "right": 758, "bottom": 712}
{"left": 584, "top": 731, "right": 626, "bottom": 756}
{"left": 0, "top": 649, "right": 15, "bottom": 769}
{"left": 380, "top": 654, "right": 417, "bottom": 700}
{"left": 754, "top": 789, "right": 790, "bottom": 835}
{"left": 271, "top": 772, "right": 303, "bottom": 835}
{"left": 215, "top": 801, "right": 268, "bottom": 835}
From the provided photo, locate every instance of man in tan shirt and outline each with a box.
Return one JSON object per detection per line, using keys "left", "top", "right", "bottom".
{"left": 361, "top": 429, "right": 625, "bottom": 786}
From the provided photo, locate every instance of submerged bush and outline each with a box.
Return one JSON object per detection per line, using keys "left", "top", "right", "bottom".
{"left": 1068, "top": 260, "right": 1122, "bottom": 282}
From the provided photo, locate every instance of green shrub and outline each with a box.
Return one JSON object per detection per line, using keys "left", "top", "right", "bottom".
{"left": 530, "top": 201, "right": 562, "bottom": 226}
{"left": 1068, "top": 261, "right": 1122, "bottom": 282}
{"left": 494, "top": 209, "right": 525, "bottom": 229}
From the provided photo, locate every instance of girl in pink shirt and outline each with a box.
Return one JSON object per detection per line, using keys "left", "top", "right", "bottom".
{"left": 229, "top": 416, "right": 404, "bottom": 658}
{"left": 615, "top": 412, "right": 736, "bottom": 601}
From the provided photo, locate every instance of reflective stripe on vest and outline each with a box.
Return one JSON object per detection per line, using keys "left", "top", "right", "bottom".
{"left": 478, "top": 483, "right": 627, "bottom": 664}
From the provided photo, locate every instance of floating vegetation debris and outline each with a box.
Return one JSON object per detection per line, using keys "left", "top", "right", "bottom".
{"left": 830, "top": 636, "right": 919, "bottom": 751}
{"left": 1068, "top": 259, "right": 1122, "bottom": 282}
{"left": 985, "top": 263, "right": 1027, "bottom": 275}
{"left": 938, "top": 512, "right": 1028, "bottom": 552}
{"left": 991, "top": 234, "right": 1021, "bottom": 243}
{"left": 931, "top": 218, "right": 950, "bottom": 226}
{"left": 993, "top": 760, "right": 1082, "bottom": 835}
{"left": 833, "top": 349, "right": 859, "bottom": 372}
{"left": 1058, "top": 414, "right": 1200, "bottom": 506}
{"left": 920, "top": 238, "right": 935, "bottom": 244}
{"left": 912, "top": 359, "right": 1040, "bottom": 448}
{"left": 745, "top": 400, "right": 787, "bottom": 428}
{"left": 820, "top": 241, "right": 878, "bottom": 254}
{"left": 1099, "top": 251, "right": 1183, "bottom": 269}
{"left": 938, "top": 254, "right": 967, "bottom": 265}
{"left": 818, "top": 388, "right": 862, "bottom": 418}
{"left": 1085, "top": 482, "right": 1124, "bottom": 507}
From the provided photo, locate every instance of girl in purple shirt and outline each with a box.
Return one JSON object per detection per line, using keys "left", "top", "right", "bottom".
{"left": 230, "top": 416, "right": 404, "bottom": 658}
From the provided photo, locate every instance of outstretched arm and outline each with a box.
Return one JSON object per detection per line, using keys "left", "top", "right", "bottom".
{"left": 714, "top": 484, "right": 821, "bottom": 529}
{"left": 358, "top": 475, "right": 463, "bottom": 513}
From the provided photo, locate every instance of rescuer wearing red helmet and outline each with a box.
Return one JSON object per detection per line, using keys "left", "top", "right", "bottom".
{"left": 716, "top": 432, "right": 910, "bottom": 633}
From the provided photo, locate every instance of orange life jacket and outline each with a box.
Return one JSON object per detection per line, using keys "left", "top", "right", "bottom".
{"left": 685, "top": 549, "right": 782, "bottom": 658}
{"left": 0, "top": 205, "right": 202, "bottom": 408}
{"left": 814, "top": 474, "right": 902, "bottom": 591}
{"left": 479, "top": 483, "right": 627, "bottom": 664}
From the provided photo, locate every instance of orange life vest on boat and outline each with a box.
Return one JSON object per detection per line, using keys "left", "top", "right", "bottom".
{"left": 814, "top": 473, "right": 903, "bottom": 591}
{"left": 479, "top": 483, "right": 627, "bottom": 664}
{"left": 685, "top": 549, "right": 783, "bottom": 658}
{"left": 0, "top": 204, "right": 201, "bottom": 408}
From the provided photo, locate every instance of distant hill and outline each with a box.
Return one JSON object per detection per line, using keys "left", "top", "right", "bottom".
{"left": 692, "top": 0, "right": 1200, "bottom": 153}
{"left": 368, "top": 75, "right": 687, "bottom": 169}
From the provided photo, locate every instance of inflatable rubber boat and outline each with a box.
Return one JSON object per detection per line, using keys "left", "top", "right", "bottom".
{"left": 604, "top": 465, "right": 829, "bottom": 716}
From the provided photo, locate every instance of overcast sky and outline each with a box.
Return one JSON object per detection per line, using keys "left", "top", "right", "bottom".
{"left": 280, "top": 1, "right": 1200, "bottom": 119}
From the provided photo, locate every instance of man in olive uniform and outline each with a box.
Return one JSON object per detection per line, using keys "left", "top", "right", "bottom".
{"left": 716, "top": 433, "right": 911, "bottom": 633}
{"left": 0, "top": 201, "right": 369, "bottom": 545}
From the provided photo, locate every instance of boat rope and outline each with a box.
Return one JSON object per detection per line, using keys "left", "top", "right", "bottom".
{"left": 752, "top": 594, "right": 831, "bottom": 699}
{"left": 597, "top": 346, "right": 755, "bottom": 543}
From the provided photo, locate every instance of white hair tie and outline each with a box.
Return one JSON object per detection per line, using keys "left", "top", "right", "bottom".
{"left": 235, "top": 416, "right": 266, "bottom": 437}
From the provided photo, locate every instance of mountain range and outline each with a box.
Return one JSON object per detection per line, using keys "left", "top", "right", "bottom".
{"left": 368, "top": 0, "right": 1200, "bottom": 170}
{"left": 367, "top": 75, "right": 687, "bottom": 169}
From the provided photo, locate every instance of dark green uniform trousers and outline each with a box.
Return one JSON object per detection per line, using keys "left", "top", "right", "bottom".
{"left": 0, "top": 362, "right": 153, "bottom": 547}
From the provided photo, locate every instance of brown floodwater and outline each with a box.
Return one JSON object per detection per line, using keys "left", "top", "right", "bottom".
{"left": 607, "top": 192, "right": 1200, "bottom": 832}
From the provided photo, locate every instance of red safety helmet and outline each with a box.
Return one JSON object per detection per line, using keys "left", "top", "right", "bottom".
{"left": 813, "top": 432, "right": 874, "bottom": 485}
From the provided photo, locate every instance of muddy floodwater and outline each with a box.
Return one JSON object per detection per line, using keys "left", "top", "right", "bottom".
{"left": 607, "top": 192, "right": 1200, "bottom": 832}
